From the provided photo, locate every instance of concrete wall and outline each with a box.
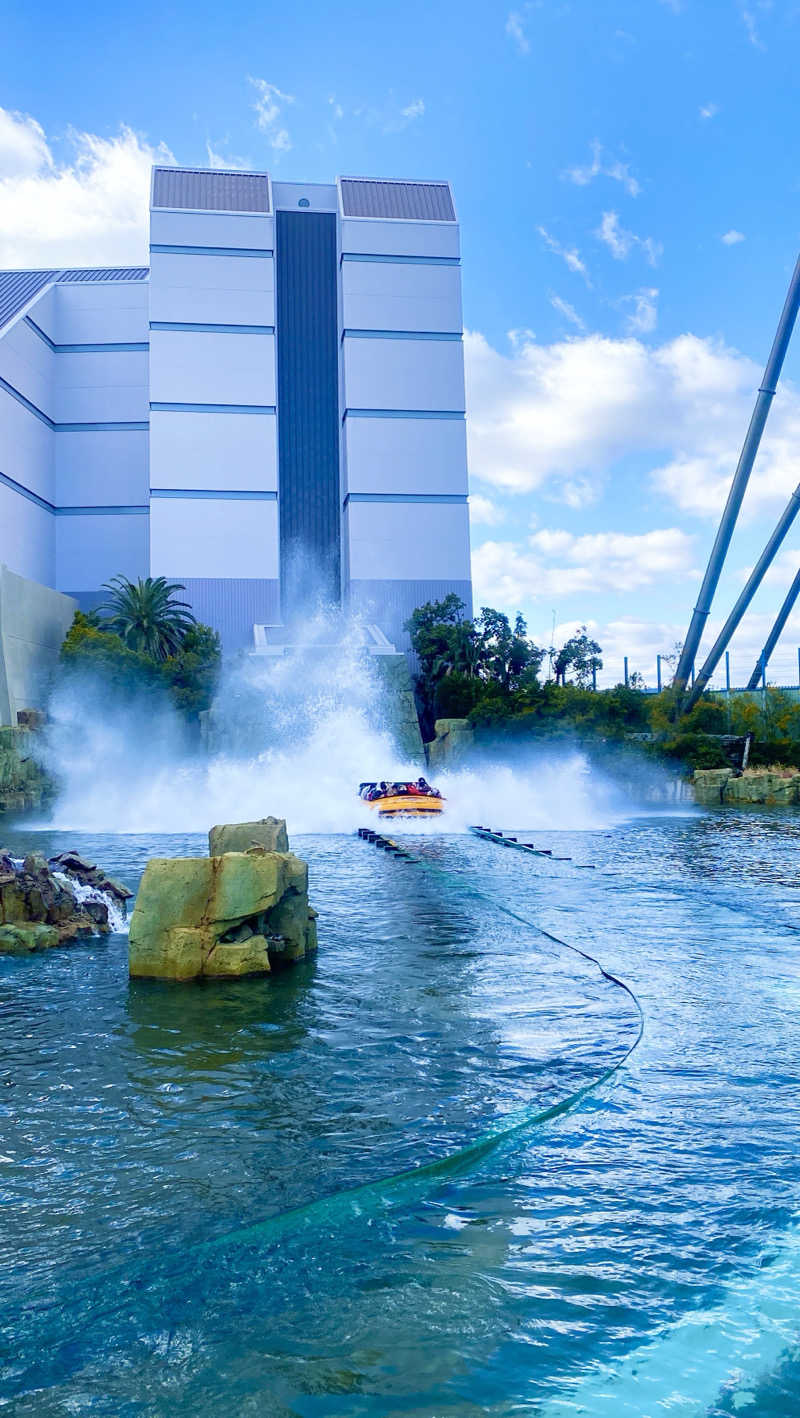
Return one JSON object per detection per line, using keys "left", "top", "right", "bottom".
{"left": 0, "top": 563, "right": 76, "bottom": 724}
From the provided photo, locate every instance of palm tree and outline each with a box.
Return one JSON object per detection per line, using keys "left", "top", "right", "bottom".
{"left": 99, "top": 576, "right": 196, "bottom": 661}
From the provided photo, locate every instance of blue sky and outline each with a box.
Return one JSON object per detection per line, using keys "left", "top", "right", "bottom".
{"left": 2, "top": 0, "right": 800, "bottom": 685}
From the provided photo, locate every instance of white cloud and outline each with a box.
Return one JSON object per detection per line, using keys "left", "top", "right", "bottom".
{"left": 563, "top": 141, "right": 641, "bottom": 198}
{"left": 400, "top": 98, "right": 425, "bottom": 122}
{"left": 582, "top": 606, "right": 800, "bottom": 690}
{"left": 249, "top": 78, "right": 294, "bottom": 152}
{"left": 0, "top": 108, "right": 52, "bottom": 178}
{"left": 549, "top": 293, "right": 585, "bottom": 329}
{"left": 740, "top": 4, "right": 766, "bottom": 49}
{"left": 472, "top": 526, "right": 695, "bottom": 605}
{"left": 463, "top": 327, "right": 800, "bottom": 520}
{"left": 595, "top": 210, "right": 662, "bottom": 266}
{"left": 205, "top": 141, "right": 250, "bottom": 171}
{"left": 623, "top": 287, "right": 659, "bottom": 334}
{"left": 469, "top": 494, "right": 505, "bottom": 526}
{"left": 538, "top": 226, "right": 591, "bottom": 284}
{"left": 506, "top": 10, "right": 530, "bottom": 53}
{"left": 722, "top": 229, "right": 746, "bottom": 245}
{"left": 0, "top": 108, "right": 173, "bottom": 267}
{"left": 363, "top": 95, "right": 428, "bottom": 134}
{"left": 699, "top": 102, "right": 719, "bottom": 119}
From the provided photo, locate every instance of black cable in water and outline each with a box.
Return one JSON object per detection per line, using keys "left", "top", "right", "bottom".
{"left": 193, "top": 831, "right": 644, "bottom": 1257}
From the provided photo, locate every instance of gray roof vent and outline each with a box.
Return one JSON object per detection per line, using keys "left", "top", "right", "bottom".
{"left": 340, "top": 178, "right": 455, "bottom": 222}
{"left": 152, "top": 167, "right": 270, "bottom": 214}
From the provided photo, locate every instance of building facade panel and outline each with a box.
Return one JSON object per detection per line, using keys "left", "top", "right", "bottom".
{"left": 150, "top": 209, "right": 274, "bottom": 251}
{"left": 0, "top": 484, "right": 54, "bottom": 584}
{"left": 343, "top": 336, "right": 465, "bottom": 413}
{"left": 149, "top": 409, "right": 277, "bottom": 492}
{"left": 345, "top": 499, "right": 471, "bottom": 582}
{"left": 0, "top": 387, "right": 54, "bottom": 505}
{"left": 341, "top": 259, "right": 462, "bottom": 333}
{"left": 339, "top": 217, "right": 460, "bottom": 260}
{"left": 149, "top": 496, "right": 278, "bottom": 580}
{"left": 343, "top": 415, "right": 468, "bottom": 497}
{"left": 55, "top": 429, "right": 149, "bottom": 507}
{"left": 149, "top": 328, "right": 275, "bottom": 407}
{"left": 0, "top": 315, "right": 54, "bottom": 417}
{"left": 55, "top": 511, "right": 149, "bottom": 593}
{"left": 54, "top": 281, "right": 149, "bottom": 346}
{"left": 149, "top": 251, "right": 275, "bottom": 326}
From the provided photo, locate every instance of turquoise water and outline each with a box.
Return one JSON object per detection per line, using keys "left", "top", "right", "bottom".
{"left": 1, "top": 812, "right": 799, "bottom": 1414}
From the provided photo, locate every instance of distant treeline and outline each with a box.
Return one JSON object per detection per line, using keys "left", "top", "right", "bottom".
{"left": 405, "top": 595, "right": 800, "bottom": 771}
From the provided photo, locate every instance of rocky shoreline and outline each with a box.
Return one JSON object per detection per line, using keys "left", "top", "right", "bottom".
{"left": 693, "top": 767, "right": 800, "bottom": 805}
{"left": 0, "top": 849, "right": 132, "bottom": 953}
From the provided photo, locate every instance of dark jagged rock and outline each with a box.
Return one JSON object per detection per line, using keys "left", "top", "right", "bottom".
{"left": 0, "top": 848, "right": 127, "bottom": 953}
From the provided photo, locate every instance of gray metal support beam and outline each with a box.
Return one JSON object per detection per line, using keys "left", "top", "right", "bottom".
{"left": 674, "top": 252, "right": 800, "bottom": 700}
{"left": 684, "top": 482, "right": 800, "bottom": 711}
{"left": 745, "top": 567, "right": 800, "bottom": 689}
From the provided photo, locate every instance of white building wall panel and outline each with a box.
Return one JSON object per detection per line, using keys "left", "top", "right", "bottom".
{"left": 55, "top": 514, "right": 149, "bottom": 592}
{"left": 53, "top": 350, "right": 149, "bottom": 423}
{"left": 0, "top": 486, "right": 54, "bottom": 584}
{"left": 0, "top": 390, "right": 54, "bottom": 504}
{"left": 55, "top": 283, "right": 149, "bottom": 345}
{"left": 0, "top": 317, "right": 53, "bottom": 416}
{"left": 344, "top": 338, "right": 465, "bottom": 412}
{"left": 149, "top": 410, "right": 277, "bottom": 491}
{"left": 149, "top": 330, "right": 275, "bottom": 406}
{"left": 344, "top": 416, "right": 468, "bottom": 496}
{"left": 149, "top": 498, "right": 278, "bottom": 579}
{"left": 340, "top": 218, "right": 459, "bottom": 260}
{"left": 346, "top": 501, "right": 471, "bottom": 581}
{"left": 22, "top": 286, "right": 57, "bottom": 342}
{"left": 149, "top": 252, "right": 274, "bottom": 325}
{"left": 56, "top": 430, "right": 149, "bottom": 506}
{"left": 150, "top": 210, "right": 274, "bottom": 250}
{"left": 342, "top": 261, "right": 462, "bottom": 333}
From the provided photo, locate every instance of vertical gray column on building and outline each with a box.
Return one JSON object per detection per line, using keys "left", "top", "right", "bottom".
{"left": 275, "top": 210, "right": 341, "bottom": 617}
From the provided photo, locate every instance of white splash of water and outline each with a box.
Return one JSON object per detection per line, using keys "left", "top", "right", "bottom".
{"left": 35, "top": 614, "right": 655, "bottom": 837}
{"left": 52, "top": 872, "right": 129, "bottom": 934}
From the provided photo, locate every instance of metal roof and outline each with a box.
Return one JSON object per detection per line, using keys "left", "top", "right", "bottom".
{"left": 340, "top": 178, "right": 455, "bottom": 222}
{"left": 59, "top": 267, "right": 149, "bottom": 283}
{"left": 152, "top": 167, "right": 271, "bottom": 213}
{"left": 0, "top": 267, "right": 148, "bottom": 334}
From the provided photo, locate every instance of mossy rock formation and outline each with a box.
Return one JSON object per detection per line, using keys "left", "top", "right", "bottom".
{"left": 693, "top": 767, "right": 800, "bottom": 805}
{"left": 208, "top": 817, "right": 289, "bottom": 856}
{"left": 128, "top": 844, "right": 317, "bottom": 981}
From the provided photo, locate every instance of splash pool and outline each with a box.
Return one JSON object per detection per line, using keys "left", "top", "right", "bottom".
{"left": 2, "top": 811, "right": 799, "bottom": 1415}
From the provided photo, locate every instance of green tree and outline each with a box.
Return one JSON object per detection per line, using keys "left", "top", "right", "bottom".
{"left": 551, "top": 626, "right": 603, "bottom": 687}
{"left": 59, "top": 610, "right": 220, "bottom": 720}
{"left": 161, "top": 624, "right": 222, "bottom": 720}
{"left": 99, "top": 576, "right": 196, "bottom": 661}
{"left": 476, "top": 608, "right": 545, "bottom": 689}
{"left": 59, "top": 613, "right": 163, "bottom": 695}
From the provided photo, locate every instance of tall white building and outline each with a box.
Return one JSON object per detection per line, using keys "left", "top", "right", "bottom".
{"left": 0, "top": 168, "right": 472, "bottom": 651}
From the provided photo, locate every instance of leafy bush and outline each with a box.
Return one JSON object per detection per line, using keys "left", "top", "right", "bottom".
{"left": 59, "top": 610, "right": 220, "bottom": 720}
{"left": 656, "top": 732, "right": 729, "bottom": 770}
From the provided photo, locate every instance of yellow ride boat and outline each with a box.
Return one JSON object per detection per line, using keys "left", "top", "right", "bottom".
{"left": 359, "top": 780, "right": 445, "bottom": 818}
